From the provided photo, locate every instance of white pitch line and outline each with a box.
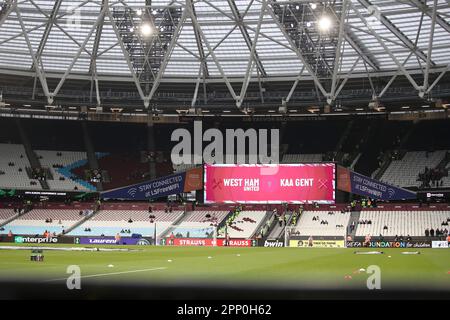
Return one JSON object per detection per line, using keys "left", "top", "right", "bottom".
{"left": 43, "top": 267, "right": 167, "bottom": 282}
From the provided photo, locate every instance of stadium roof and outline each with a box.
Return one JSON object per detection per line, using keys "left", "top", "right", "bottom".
{"left": 0, "top": 0, "right": 449, "bottom": 110}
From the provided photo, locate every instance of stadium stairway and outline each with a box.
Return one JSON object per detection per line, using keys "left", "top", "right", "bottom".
{"left": 158, "top": 211, "right": 188, "bottom": 239}
{"left": 257, "top": 211, "right": 277, "bottom": 240}
{"left": 60, "top": 208, "right": 100, "bottom": 236}
{"left": 15, "top": 118, "right": 50, "bottom": 190}
{"left": 436, "top": 152, "right": 450, "bottom": 173}
{"left": 347, "top": 211, "right": 361, "bottom": 239}
{"left": 335, "top": 120, "right": 354, "bottom": 153}
{"left": 0, "top": 211, "right": 21, "bottom": 229}
{"left": 250, "top": 211, "right": 273, "bottom": 239}
{"left": 81, "top": 121, "right": 103, "bottom": 191}
{"left": 266, "top": 212, "right": 291, "bottom": 240}
{"left": 373, "top": 123, "right": 415, "bottom": 180}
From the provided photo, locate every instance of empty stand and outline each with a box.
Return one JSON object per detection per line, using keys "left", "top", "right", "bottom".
{"left": 294, "top": 211, "right": 350, "bottom": 237}
{"left": 170, "top": 211, "right": 228, "bottom": 238}
{"left": 281, "top": 154, "right": 323, "bottom": 163}
{"left": 0, "top": 209, "right": 17, "bottom": 226}
{"left": 380, "top": 151, "right": 447, "bottom": 187}
{"left": 98, "top": 153, "right": 149, "bottom": 190}
{"left": 1, "top": 209, "right": 89, "bottom": 235}
{"left": 35, "top": 150, "right": 94, "bottom": 191}
{"left": 355, "top": 210, "right": 450, "bottom": 237}
{"left": 442, "top": 163, "right": 450, "bottom": 187}
{"left": 67, "top": 210, "right": 183, "bottom": 237}
{"left": 0, "top": 143, "right": 40, "bottom": 189}
{"left": 221, "top": 211, "right": 266, "bottom": 239}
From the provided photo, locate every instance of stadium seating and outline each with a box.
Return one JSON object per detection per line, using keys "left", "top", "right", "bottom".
{"left": 1, "top": 209, "right": 87, "bottom": 235}
{"left": 355, "top": 210, "right": 450, "bottom": 237}
{"left": 67, "top": 210, "right": 183, "bottom": 237}
{"left": 281, "top": 154, "right": 323, "bottom": 163}
{"left": 294, "top": 211, "right": 351, "bottom": 237}
{"left": 97, "top": 152, "right": 149, "bottom": 190}
{"left": 170, "top": 211, "right": 229, "bottom": 238}
{"left": 35, "top": 150, "right": 94, "bottom": 191}
{"left": 0, "top": 144, "right": 40, "bottom": 189}
{"left": 0, "top": 209, "right": 17, "bottom": 225}
{"left": 222, "top": 211, "right": 266, "bottom": 238}
{"left": 173, "top": 163, "right": 197, "bottom": 173}
{"left": 441, "top": 163, "right": 450, "bottom": 187}
{"left": 380, "top": 151, "right": 447, "bottom": 187}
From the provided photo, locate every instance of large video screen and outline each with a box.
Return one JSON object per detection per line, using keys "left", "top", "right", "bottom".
{"left": 204, "top": 163, "right": 335, "bottom": 204}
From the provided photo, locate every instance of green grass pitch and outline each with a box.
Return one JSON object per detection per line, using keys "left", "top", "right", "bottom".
{"left": 0, "top": 244, "right": 449, "bottom": 291}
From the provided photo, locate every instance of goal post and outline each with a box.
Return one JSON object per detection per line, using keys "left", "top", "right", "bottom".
{"left": 284, "top": 226, "right": 295, "bottom": 247}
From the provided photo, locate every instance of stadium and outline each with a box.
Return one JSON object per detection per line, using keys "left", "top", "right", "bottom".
{"left": 0, "top": 0, "right": 449, "bottom": 301}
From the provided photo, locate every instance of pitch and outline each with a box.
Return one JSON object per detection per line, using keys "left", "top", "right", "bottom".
{"left": 0, "top": 245, "right": 449, "bottom": 292}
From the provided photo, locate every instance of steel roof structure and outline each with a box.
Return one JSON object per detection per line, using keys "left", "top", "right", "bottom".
{"left": 0, "top": 0, "right": 449, "bottom": 111}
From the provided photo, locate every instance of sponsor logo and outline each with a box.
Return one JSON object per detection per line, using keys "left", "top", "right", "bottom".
{"left": 347, "top": 241, "right": 362, "bottom": 248}
{"left": 88, "top": 239, "right": 117, "bottom": 244}
{"left": 228, "top": 239, "right": 250, "bottom": 247}
{"left": 166, "top": 238, "right": 255, "bottom": 247}
{"left": 136, "top": 239, "right": 150, "bottom": 245}
{"left": 179, "top": 239, "right": 209, "bottom": 246}
{"left": 290, "top": 240, "right": 345, "bottom": 248}
{"left": 264, "top": 240, "right": 284, "bottom": 247}
{"left": 347, "top": 241, "right": 432, "bottom": 248}
{"left": 74, "top": 237, "right": 149, "bottom": 245}
{"left": 14, "top": 236, "right": 58, "bottom": 244}
{"left": 387, "top": 188, "right": 395, "bottom": 199}
{"left": 426, "top": 192, "right": 445, "bottom": 198}
{"left": 432, "top": 241, "right": 449, "bottom": 248}
{"left": 127, "top": 187, "right": 138, "bottom": 198}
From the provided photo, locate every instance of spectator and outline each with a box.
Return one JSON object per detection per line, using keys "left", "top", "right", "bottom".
{"left": 364, "top": 234, "right": 371, "bottom": 247}
{"left": 308, "top": 236, "right": 313, "bottom": 247}
{"left": 430, "top": 228, "right": 435, "bottom": 237}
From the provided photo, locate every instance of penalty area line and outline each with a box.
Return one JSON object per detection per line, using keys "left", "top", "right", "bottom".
{"left": 43, "top": 267, "right": 167, "bottom": 282}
